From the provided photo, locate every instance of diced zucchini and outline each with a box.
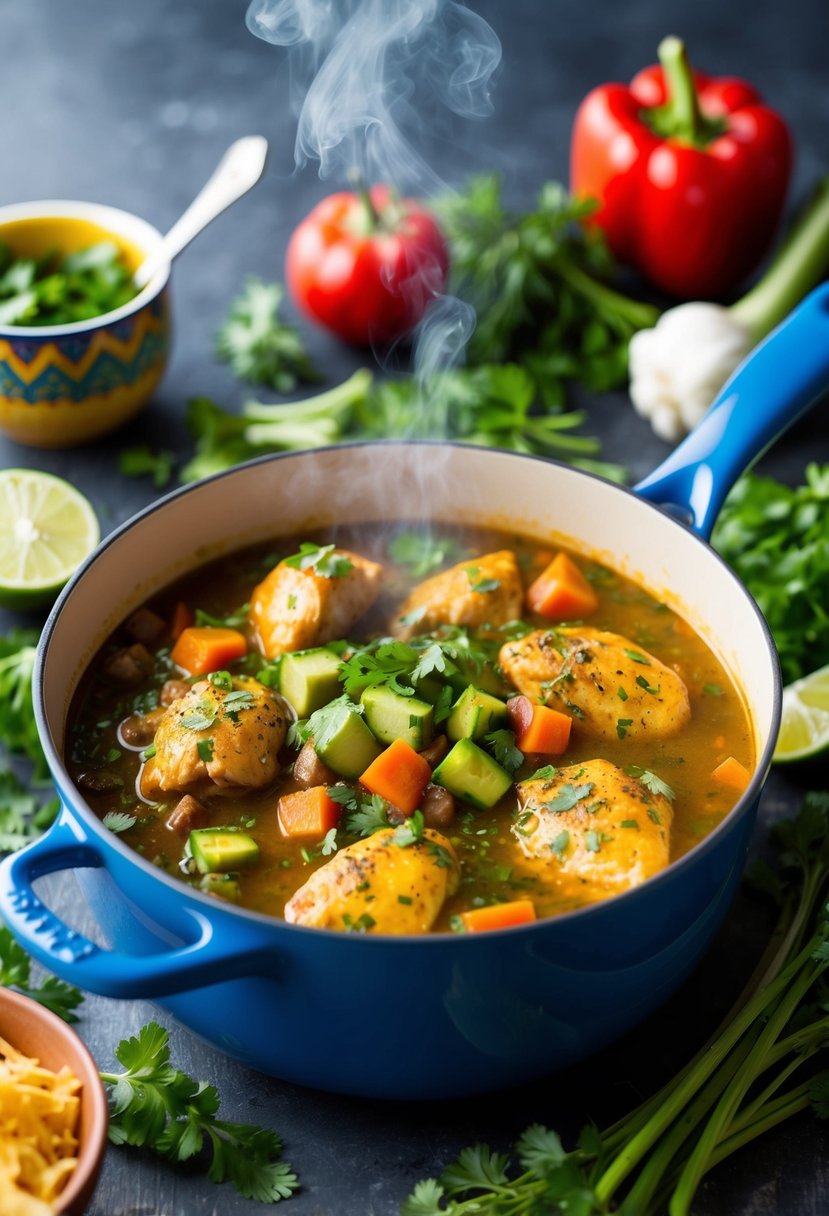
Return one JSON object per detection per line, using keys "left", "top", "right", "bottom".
{"left": 362, "top": 685, "right": 434, "bottom": 749}
{"left": 279, "top": 647, "right": 342, "bottom": 717}
{"left": 199, "top": 872, "right": 241, "bottom": 901}
{"left": 446, "top": 685, "right": 507, "bottom": 742}
{"left": 432, "top": 738, "right": 512, "bottom": 810}
{"left": 314, "top": 706, "right": 383, "bottom": 779}
{"left": 189, "top": 828, "right": 259, "bottom": 874}
{"left": 413, "top": 674, "right": 445, "bottom": 704}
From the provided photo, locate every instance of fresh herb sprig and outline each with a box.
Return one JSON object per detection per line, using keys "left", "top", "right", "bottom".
{"left": 0, "top": 630, "right": 48, "bottom": 781}
{"left": 713, "top": 462, "right": 829, "bottom": 683}
{"left": 0, "top": 926, "right": 83, "bottom": 1022}
{"left": 435, "top": 175, "right": 659, "bottom": 405}
{"left": 216, "top": 277, "right": 321, "bottom": 393}
{"left": 100, "top": 1021, "right": 298, "bottom": 1203}
{"left": 0, "top": 771, "right": 58, "bottom": 852}
{"left": 404, "top": 790, "right": 829, "bottom": 1215}
{"left": 119, "top": 445, "right": 177, "bottom": 489}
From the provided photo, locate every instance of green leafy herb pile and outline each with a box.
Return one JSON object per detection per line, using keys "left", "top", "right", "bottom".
{"left": 0, "top": 926, "right": 83, "bottom": 1022}
{"left": 402, "top": 790, "right": 829, "bottom": 1215}
{"left": 0, "top": 628, "right": 48, "bottom": 780}
{"left": 712, "top": 463, "right": 829, "bottom": 684}
{"left": 120, "top": 177, "right": 657, "bottom": 487}
{"left": 0, "top": 241, "right": 138, "bottom": 327}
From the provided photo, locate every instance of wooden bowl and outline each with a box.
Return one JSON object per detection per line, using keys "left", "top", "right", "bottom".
{"left": 0, "top": 986, "right": 108, "bottom": 1214}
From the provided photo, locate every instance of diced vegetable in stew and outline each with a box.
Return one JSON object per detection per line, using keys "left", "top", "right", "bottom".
{"left": 66, "top": 524, "right": 754, "bottom": 934}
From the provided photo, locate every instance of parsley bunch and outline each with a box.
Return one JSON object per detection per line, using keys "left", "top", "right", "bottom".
{"left": 712, "top": 463, "right": 829, "bottom": 683}
{"left": 404, "top": 791, "right": 829, "bottom": 1215}
{"left": 100, "top": 1021, "right": 298, "bottom": 1203}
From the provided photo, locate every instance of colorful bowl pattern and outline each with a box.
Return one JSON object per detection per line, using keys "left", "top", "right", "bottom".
{"left": 0, "top": 201, "right": 171, "bottom": 448}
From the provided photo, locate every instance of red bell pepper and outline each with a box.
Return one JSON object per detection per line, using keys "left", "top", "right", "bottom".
{"left": 570, "top": 37, "right": 792, "bottom": 299}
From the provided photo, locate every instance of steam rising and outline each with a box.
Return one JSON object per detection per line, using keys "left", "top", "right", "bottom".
{"left": 246, "top": 0, "right": 501, "bottom": 194}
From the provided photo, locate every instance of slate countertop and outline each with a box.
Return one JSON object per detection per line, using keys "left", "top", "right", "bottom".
{"left": 1, "top": 1, "right": 828, "bottom": 1212}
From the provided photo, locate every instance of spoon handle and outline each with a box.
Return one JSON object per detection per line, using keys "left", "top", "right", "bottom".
{"left": 133, "top": 135, "right": 269, "bottom": 289}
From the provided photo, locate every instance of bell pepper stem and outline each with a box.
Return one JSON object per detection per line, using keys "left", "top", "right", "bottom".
{"left": 658, "top": 36, "right": 704, "bottom": 143}
{"left": 730, "top": 176, "right": 829, "bottom": 340}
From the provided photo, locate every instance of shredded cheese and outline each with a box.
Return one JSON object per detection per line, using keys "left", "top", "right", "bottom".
{"left": 0, "top": 1035, "right": 81, "bottom": 1214}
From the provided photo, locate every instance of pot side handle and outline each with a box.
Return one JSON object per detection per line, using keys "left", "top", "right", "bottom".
{"left": 0, "top": 809, "right": 277, "bottom": 999}
{"left": 635, "top": 283, "right": 829, "bottom": 539}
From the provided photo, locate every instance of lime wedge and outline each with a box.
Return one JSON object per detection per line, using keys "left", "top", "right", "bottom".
{"left": 774, "top": 664, "right": 829, "bottom": 763}
{"left": 0, "top": 469, "right": 99, "bottom": 609}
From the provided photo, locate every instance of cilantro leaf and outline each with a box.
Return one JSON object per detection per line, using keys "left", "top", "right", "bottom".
{"left": 102, "top": 811, "right": 138, "bottom": 834}
{"left": 541, "top": 782, "right": 594, "bottom": 813}
{"left": 393, "top": 809, "right": 425, "bottom": 847}
{"left": 0, "top": 927, "right": 84, "bottom": 1022}
{"left": 215, "top": 276, "right": 320, "bottom": 392}
{"left": 118, "top": 445, "right": 176, "bottom": 489}
{"left": 283, "top": 543, "right": 353, "bottom": 579}
{"left": 100, "top": 1020, "right": 299, "bottom": 1200}
{"left": 0, "top": 631, "right": 48, "bottom": 780}
{"left": 389, "top": 531, "right": 463, "bottom": 577}
{"left": 194, "top": 604, "right": 250, "bottom": 629}
{"left": 485, "top": 728, "right": 523, "bottom": 775}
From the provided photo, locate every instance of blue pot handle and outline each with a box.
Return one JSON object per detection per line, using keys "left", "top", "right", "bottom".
{"left": 635, "top": 283, "right": 829, "bottom": 539}
{"left": 0, "top": 808, "right": 277, "bottom": 998}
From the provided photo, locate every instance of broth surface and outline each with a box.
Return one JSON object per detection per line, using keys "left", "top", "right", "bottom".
{"left": 66, "top": 523, "right": 754, "bottom": 932}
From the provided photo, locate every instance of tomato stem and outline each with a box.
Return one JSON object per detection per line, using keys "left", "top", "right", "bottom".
{"left": 347, "top": 168, "right": 380, "bottom": 232}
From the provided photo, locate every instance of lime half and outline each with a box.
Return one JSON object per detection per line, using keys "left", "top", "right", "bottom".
{"left": 0, "top": 469, "right": 99, "bottom": 609}
{"left": 774, "top": 664, "right": 829, "bottom": 763}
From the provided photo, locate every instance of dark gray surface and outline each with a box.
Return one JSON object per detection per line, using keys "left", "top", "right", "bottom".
{"left": 1, "top": 1, "right": 829, "bottom": 1212}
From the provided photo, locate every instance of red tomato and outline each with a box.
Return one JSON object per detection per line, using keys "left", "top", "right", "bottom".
{"left": 285, "top": 185, "right": 449, "bottom": 346}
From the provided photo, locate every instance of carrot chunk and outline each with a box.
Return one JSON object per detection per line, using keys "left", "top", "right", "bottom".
{"left": 360, "top": 738, "right": 432, "bottom": 815}
{"left": 507, "top": 696, "right": 572, "bottom": 755}
{"left": 461, "top": 899, "right": 537, "bottom": 933}
{"left": 278, "top": 786, "right": 340, "bottom": 841}
{"left": 711, "top": 756, "right": 751, "bottom": 793}
{"left": 526, "top": 552, "right": 599, "bottom": 620}
{"left": 170, "top": 626, "right": 247, "bottom": 676}
{"left": 170, "top": 600, "right": 194, "bottom": 641}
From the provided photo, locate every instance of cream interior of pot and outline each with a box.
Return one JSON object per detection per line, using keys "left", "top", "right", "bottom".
{"left": 41, "top": 445, "right": 777, "bottom": 767}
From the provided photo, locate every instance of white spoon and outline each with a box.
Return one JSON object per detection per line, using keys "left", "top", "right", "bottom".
{"left": 133, "top": 135, "right": 269, "bottom": 290}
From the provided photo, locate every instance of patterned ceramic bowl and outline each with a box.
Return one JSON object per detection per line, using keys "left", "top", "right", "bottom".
{"left": 0, "top": 200, "right": 170, "bottom": 447}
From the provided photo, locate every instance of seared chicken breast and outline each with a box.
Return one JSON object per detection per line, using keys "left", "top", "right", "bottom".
{"left": 251, "top": 548, "right": 383, "bottom": 658}
{"left": 392, "top": 550, "right": 523, "bottom": 640}
{"left": 140, "top": 676, "right": 287, "bottom": 799}
{"left": 499, "top": 626, "right": 690, "bottom": 740}
{"left": 285, "top": 828, "right": 460, "bottom": 933}
{"left": 514, "top": 758, "right": 672, "bottom": 899}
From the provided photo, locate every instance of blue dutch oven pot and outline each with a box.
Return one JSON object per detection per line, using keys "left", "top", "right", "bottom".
{"left": 1, "top": 287, "right": 828, "bottom": 1099}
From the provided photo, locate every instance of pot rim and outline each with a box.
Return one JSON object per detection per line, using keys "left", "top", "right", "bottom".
{"left": 0, "top": 199, "right": 169, "bottom": 338}
{"left": 35, "top": 440, "right": 782, "bottom": 943}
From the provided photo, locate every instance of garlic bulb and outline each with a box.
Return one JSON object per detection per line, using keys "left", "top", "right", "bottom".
{"left": 628, "top": 303, "right": 754, "bottom": 442}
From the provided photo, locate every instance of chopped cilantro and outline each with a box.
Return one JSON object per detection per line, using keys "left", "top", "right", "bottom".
{"left": 528, "top": 764, "right": 558, "bottom": 782}
{"left": 620, "top": 819, "right": 640, "bottom": 830}
{"left": 181, "top": 701, "right": 218, "bottom": 731}
{"left": 584, "top": 830, "right": 601, "bottom": 853}
{"left": 393, "top": 810, "right": 425, "bottom": 848}
{"left": 466, "top": 567, "right": 501, "bottom": 593}
{"left": 551, "top": 829, "right": 570, "bottom": 857}
{"left": 284, "top": 542, "right": 353, "bottom": 579}
{"left": 485, "top": 729, "right": 523, "bottom": 775}
{"left": 397, "top": 894, "right": 414, "bottom": 905}
{"left": 704, "top": 683, "right": 724, "bottom": 696}
{"left": 626, "top": 766, "right": 676, "bottom": 801}
{"left": 617, "top": 718, "right": 633, "bottom": 739}
{"left": 541, "top": 782, "right": 594, "bottom": 813}
{"left": 197, "top": 738, "right": 214, "bottom": 763}
{"left": 102, "top": 811, "right": 137, "bottom": 834}
{"left": 141, "top": 743, "right": 157, "bottom": 761}
{"left": 320, "top": 828, "right": 338, "bottom": 856}
{"left": 389, "top": 531, "right": 462, "bottom": 577}
{"left": 208, "top": 670, "right": 233, "bottom": 691}
{"left": 624, "top": 649, "right": 651, "bottom": 665}
{"left": 287, "top": 594, "right": 297, "bottom": 610}
{"left": 617, "top": 686, "right": 629, "bottom": 701}
{"left": 646, "top": 806, "right": 663, "bottom": 825}
{"left": 194, "top": 604, "right": 250, "bottom": 629}
{"left": 635, "top": 674, "right": 661, "bottom": 695}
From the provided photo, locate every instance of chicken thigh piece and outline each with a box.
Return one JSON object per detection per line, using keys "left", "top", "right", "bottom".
{"left": 250, "top": 548, "right": 383, "bottom": 658}
{"left": 285, "top": 828, "right": 460, "bottom": 933}
{"left": 140, "top": 676, "right": 287, "bottom": 799}
{"left": 499, "top": 626, "right": 690, "bottom": 740}
{"left": 513, "top": 758, "right": 672, "bottom": 898}
{"left": 392, "top": 550, "right": 524, "bottom": 640}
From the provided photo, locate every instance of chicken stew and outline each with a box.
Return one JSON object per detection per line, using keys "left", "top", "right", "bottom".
{"left": 66, "top": 524, "right": 754, "bottom": 934}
